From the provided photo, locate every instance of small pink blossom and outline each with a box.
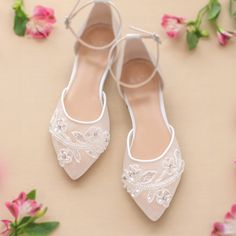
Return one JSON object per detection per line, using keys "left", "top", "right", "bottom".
{"left": 161, "top": 14, "right": 186, "bottom": 38}
{"left": 211, "top": 204, "right": 236, "bottom": 236}
{"left": 0, "top": 220, "right": 12, "bottom": 236}
{"left": 5, "top": 192, "right": 42, "bottom": 220}
{"left": 26, "top": 5, "right": 56, "bottom": 39}
{"left": 217, "top": 28, "right": 234, "bottom": 46}
{"left": 0, "top": 189, "right": 58, "bottom": 235}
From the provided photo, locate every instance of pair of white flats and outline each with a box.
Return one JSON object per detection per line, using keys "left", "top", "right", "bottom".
{"left": 49, "top": 0, "right": 185, "bottom": 221}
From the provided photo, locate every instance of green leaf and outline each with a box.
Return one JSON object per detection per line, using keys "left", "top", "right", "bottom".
{"left": 230, "top": 0, "right": 236, "bottom": 18}
{"left": 23, "top": 222, "right": 59, "bottom": 236}
{"left": 27, "top": 190, "right": 36, "bottom": 200}
{"left": 187, "top": 31, "right": 199, "bottom": 50}
{"left": 13, "top": 0, "right": 29, "bottom": 36}
{"left": 13, "top": 9, "right": 28, "bottom": 36}
{"left": 208, "top": 1, "right": 221, "bottom": 20}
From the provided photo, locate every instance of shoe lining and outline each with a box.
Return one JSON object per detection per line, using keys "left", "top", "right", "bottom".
{"left": 64, "top": 24, "right": 114, "bottom": 121}
{"left": 121, "top": 59, "right": 171, "bottom": 160}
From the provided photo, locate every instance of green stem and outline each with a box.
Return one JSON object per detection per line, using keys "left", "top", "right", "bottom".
{"left": 215, "top": 22, "right": 220, "bottom": 31}
{"left": 17, "top": 219, "right": 33, "bottom": 230}
{"left": 15, "top": 0, "right": 24, "bottom": 6}
{"left": 9, "top": 229, "right": 18, "bottom": 236}
{"left": 196, "top": 5, "right": 209, "bottom": 27}
{"left": 9, "top": 220, "right": 20, "bottom": 236}
{"left": 209, "top": 0, "right": 215, "bottom": 5}
{"left": 230, "top": 0, "right": 233, "bottom": 15}
{"left": 230, "top": 0, "right": 236, "bottom": 17}
{"left": 13, "top": 0, "right": 24, "bottom": 10}
{"left": 195, "top": 0, "right": 219, "bottom": 28}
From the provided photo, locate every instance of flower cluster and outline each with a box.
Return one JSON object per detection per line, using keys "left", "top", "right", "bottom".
{"left": 161, "top": 0, "right": 236, "bottom": 49}
{"left": 13, "top": 0, "right": 56, "bottom": 39}
{"left": 0, "top": 190, "right": 59, "bottom": 236}
{"left": 211, "top": 204, "right": 236, "bottom": 236}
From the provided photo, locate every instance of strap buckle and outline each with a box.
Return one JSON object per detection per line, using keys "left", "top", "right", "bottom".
{"left": 64, "top": 0, "right": 81, "bottom": 29}
{"left": 129, "top": 26, "right": 161, "bottom": 44}
{"left": 64, "top": 16, "right": 71, "bottom": 29}
{"left": 63, "top": 0, "right": 122, "bottom": 51}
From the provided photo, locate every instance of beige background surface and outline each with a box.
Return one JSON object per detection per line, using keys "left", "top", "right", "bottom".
{"left": 1, "top": 0, "right": 236, "bottom": 235}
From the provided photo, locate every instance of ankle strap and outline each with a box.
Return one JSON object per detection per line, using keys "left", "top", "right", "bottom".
{"left": 65, "top": 0, "right": 122, "bottom": 50}
{"left": 108, "top": 26, "right": 161, "bottom": 89}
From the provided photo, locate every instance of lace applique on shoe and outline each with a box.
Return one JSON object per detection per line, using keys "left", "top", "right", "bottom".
{"left": 72, "top": 126, "right": 110, "bottom": 158}
{"left": 57, "top": 148, "right": 81, "bottom": 167}
{"left": 122, "top": 149, "right": 185, "bottom": 208}
{"left": 49, "top": 110, "right": 110, "bottom": 167}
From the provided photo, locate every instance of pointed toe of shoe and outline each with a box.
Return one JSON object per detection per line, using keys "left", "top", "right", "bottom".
{"left": 63, "top": 167, "right": 82, "bottom": 181}
{"left": 122, "top": 136, "right": 185, "bottom": 221}
{"left": 144, "top": 207, "right": 165, "bottom": 222}
{"left": 50, "top": 132, "right": 103, "bottom": 180}
{"left": 62, "top": 157, "right": 96, "bottom": 180}
{"left": 134, "top": 198, "right": 166, "bottom": 221}
{"left": 133, "top": 177, "right": 181, "bottom": 221}
{"left": 148, "top": 209, "right": 165, "bottom": 222}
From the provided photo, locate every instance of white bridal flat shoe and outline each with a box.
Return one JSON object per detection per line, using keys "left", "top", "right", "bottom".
{"left": 49, "top": 0, "right": 121, "bottom": 180}
{"left": 108, "top": 27, "right": 185, "bottom": 221}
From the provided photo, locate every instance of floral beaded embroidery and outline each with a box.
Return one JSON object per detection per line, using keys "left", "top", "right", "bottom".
{"left": 122, "top": 149, "right": 185, "bottom": 208}
{"left": 57, "top": 148, "right": 79, "bottom": 167}
{"left": 49, "top": 110, "right": 110, "bottom": 167}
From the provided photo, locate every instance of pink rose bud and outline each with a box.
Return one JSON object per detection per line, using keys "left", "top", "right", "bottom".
{"left": 161, "top": 14, "right": 186, "bottom": 38}
{"left": 26, "top": 5, "right": 56, "bottom": 39}
{"left": 217, "top": 28, "right": 233, "bottom": 46}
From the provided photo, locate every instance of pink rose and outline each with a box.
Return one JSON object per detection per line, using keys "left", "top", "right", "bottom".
{"left": 26, "top": 5, "right": 56, "bottom": 39}
{"left": 161, "top": 14, "right": 186, "bottom": 38}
